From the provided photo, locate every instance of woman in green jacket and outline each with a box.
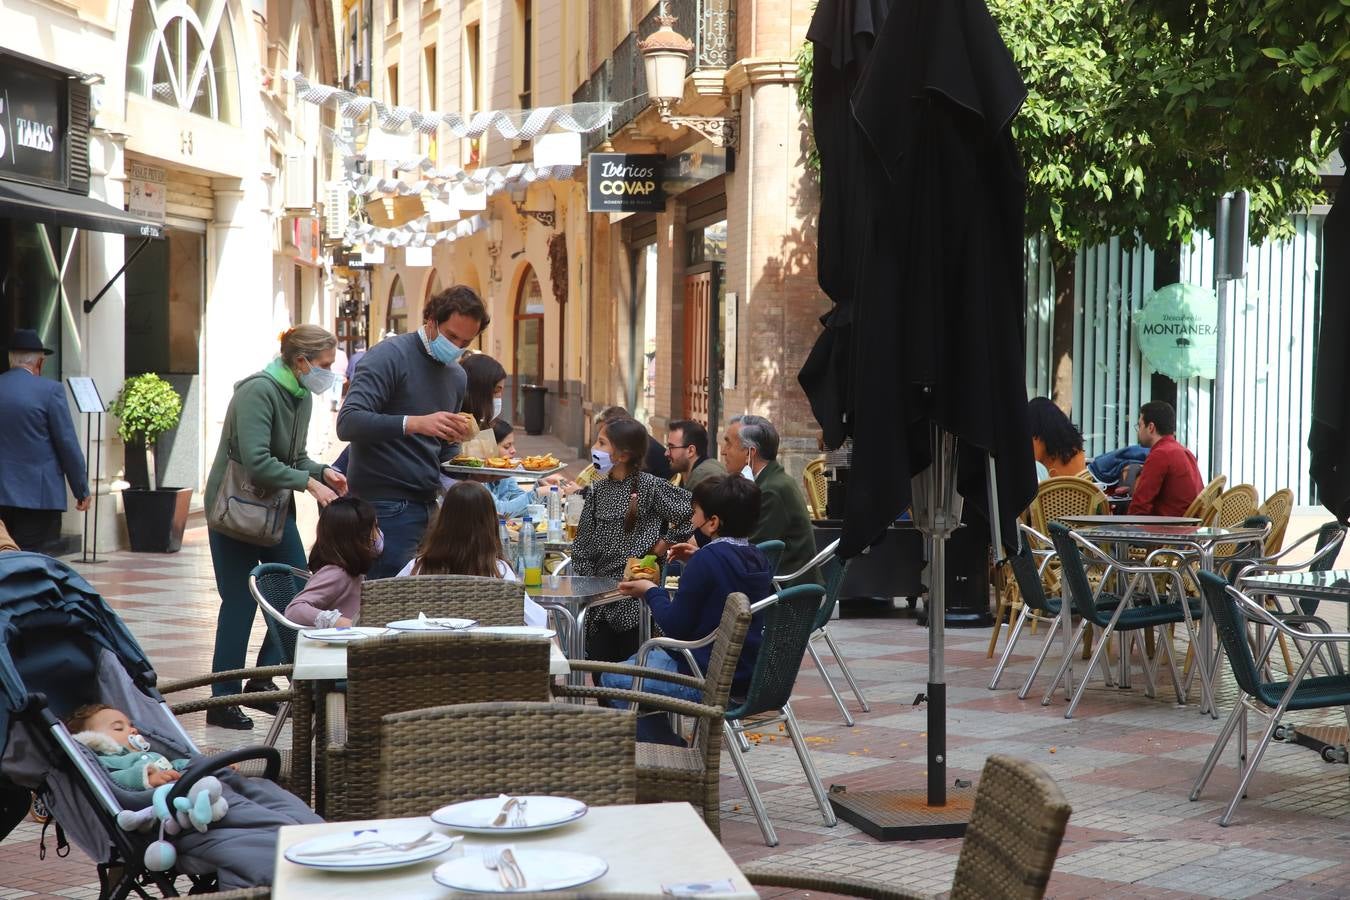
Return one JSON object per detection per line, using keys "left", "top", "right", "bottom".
{"left": 204, "top": 325, "right": 347, "bottom": 729}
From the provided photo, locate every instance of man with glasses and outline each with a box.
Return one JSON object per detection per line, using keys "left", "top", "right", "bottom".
{"left": 665, "top": 419, "right": 726, "bottom": 492}
{"left": 338, "top": 285, "right": 486, "bottom": 577}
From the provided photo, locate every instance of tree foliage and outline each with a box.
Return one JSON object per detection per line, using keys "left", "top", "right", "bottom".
{"left": 111, "top": 374, "right": 183, "bottom": 447}
{"left": 794, "top": 1, "right": 1340, "bottom": 253}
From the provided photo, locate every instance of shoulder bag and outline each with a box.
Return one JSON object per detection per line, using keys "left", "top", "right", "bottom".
{"left": 207, "top": 375, "right": 303, "bottom": 546}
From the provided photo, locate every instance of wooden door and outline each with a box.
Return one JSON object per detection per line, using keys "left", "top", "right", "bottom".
{"left": 683, "top": 271, "right": 712, "bottom": 425}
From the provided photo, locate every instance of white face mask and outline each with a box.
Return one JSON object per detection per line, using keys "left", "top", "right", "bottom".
{"left": 298, "top": 363, "right": 338, "bottom": 395}
{"left": 592, "top": 448, "right": 614, "bottom": 475}
{"left": 493, "top": 397, "right": 503, "bottom": 419}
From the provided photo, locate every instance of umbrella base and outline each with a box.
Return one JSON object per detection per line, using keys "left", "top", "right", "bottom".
{"left": 916, "top": 607, "right": 994, "bottom": 629}
{"left": 828, "top": 787, "right": 972, "bottom": 841}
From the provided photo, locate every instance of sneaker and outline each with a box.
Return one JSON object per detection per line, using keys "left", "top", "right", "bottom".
{"left": 206, "top": 706, "right": 254, "bottom": 730}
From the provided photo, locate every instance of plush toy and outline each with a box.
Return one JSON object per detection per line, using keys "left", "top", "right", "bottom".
{"left": 115, "top": 776, "right": 229, "bottom": 872}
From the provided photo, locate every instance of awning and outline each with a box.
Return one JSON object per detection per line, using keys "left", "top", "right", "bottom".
{"left": 0, "top": 179, "right": 163, "bottom": 238}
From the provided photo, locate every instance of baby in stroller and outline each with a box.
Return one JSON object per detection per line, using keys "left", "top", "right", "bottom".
{"left": 69, "top": 705, "right": 190, "bottom": 790}
{"left": 0, "top": 550, "right": 322, "bottom": 897}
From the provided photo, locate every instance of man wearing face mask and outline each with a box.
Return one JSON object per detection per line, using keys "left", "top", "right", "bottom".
{"left": 719, "top": 415, "right": 819, "bottom": 586}
{"left": 338, "top": 286, "right": 487, "bottom": 577}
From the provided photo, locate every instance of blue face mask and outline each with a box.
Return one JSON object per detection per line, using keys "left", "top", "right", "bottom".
{"left": 424, "top": 324, "right": 465, "bottom": 366}
{"left": 298, "top": 364, "right": 337, "bottom": 395}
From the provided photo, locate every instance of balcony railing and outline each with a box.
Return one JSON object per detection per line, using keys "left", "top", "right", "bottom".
{"left": 573, "top": 0, "right": 737, "bottom": 150}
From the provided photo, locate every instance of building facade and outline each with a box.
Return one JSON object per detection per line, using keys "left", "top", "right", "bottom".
{"left": 353, "top": 0, "right": 827, "bottom": 473}
{"left": 0, "top": 0, "right": 339, "bottom": 551}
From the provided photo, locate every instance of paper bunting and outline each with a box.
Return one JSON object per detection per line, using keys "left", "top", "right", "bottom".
{"left": 349, "top": 214, "right": 485, "bottom": 248}
{"left": 287, "top": 72, "right": 616, "bottom": 140}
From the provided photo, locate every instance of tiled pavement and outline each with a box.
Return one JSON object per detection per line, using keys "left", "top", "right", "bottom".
{"left": 3, "top": 466, "right": 1350, "bottom": 897}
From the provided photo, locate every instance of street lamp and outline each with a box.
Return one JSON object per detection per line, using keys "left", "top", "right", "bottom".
{"left": 638, "top": 13, "right": 738, "bottom": 149}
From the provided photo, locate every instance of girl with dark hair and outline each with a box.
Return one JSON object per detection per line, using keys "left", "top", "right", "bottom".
{"left": 460, "top": 352, "right": 508, "bottom": 427}
{"left": 571, "top": 416, "right": 693, "bottom": 663}
{"left": 284, "top": 497, "right": 379, "bottom": 628}
{"left": 1027, "top": 397, "right": 1088, "bottom": 478}
{"left": 396, "top": 481, "right": 547, "bottom": 625}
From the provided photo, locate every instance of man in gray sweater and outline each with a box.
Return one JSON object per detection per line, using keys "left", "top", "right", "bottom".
{"left": 337, "top": 285, "right": 487, "bottom": 577}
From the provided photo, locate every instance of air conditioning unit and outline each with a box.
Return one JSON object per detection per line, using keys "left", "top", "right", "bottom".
{"left": 284, "top": 154, "right": 317, "bottom": 210}
{"left": 324, "top": 183, "right": 350, "bottom": 240}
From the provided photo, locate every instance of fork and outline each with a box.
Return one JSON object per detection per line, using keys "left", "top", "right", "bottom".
{"left": 484, "top": 848, "right": 521, "bottom": 889}
{"left": 294, "top": 830, "right": 435, "bottom": 858}
{"left": 511, "top": 799, "right": 528, "bottom": 828}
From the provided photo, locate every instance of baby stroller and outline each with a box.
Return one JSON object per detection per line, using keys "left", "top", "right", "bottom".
{"left": 0, "top": 551, "right": 321, "bottom": 898}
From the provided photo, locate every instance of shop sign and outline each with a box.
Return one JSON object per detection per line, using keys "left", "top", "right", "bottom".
{"left": 128, "top": 163, "right": 167, "bottom": 223}
{"left": 662, "top": 149, "right": 728, "bottom": 198}
{"left": 0, "top": 60, "right": 66, "bottom": 188}
{"left": 587, "top": 153, "right": 665, "bottom": 213}
{"left": 1133, "top": 283, "right": 1219, "bottom": 380}
{"left": 292, "top": 216, "right": 320, "bottom": 264}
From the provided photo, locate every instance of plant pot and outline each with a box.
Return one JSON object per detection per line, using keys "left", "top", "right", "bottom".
{"left": 122, "top": 488, "right": 193, "bottom": 553}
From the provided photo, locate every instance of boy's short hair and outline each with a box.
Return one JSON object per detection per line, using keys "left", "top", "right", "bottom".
{"left": 67, "top": 703, "right": 113, "bottom": 733}
{"left": 692, "top": 475, "right": 762, "bottom": 538}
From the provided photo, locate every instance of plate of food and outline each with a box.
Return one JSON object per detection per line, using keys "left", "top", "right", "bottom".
{"left": 624, "top": 555, "right": 661, "bottom": 582}
{"left": 504, "top": 518, "right": 548, "bottom": 536}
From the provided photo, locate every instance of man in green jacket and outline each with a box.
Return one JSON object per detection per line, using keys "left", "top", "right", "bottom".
{"left": 722, "top": 415, "right": 819, "bottom": 585}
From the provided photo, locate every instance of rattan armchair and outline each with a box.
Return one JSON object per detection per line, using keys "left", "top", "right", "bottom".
{"left": 1258, "top": 488, "right": 1295, "bottom": 555}
{"left": 359, "top": 574, "right": 525, "bottom": 627}
{"left": 377, "top": 701, "right": 636, "bottom": 817}
{"left": 1184, "top": 475, "right": 1227, "bottom": 525}
{"left": 324, "top": 632, "right": 552, "bottom": 820}
{"left": 744, "top": 754, "right": 1071, "bottom": 900}
{"left": 552, "top": 592, "right": 753, "bottom": 838}
{"left": 803, "top": 457, "right": 828, "bottom": 518}
{"left": 1027, "top": 476, "right": 1110, "bottom": 536}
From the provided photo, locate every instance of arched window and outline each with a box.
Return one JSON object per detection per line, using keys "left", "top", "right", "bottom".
{"left": 127, "top": 0, "right": 240, "bottom": 125}
{"left": 513, "top": 266, "right": 544, "bottom": 418}
{"left": 386, "top": 276, "right": 407, "bottom": 336}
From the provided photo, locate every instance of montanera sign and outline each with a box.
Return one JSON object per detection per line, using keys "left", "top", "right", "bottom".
{"left": 1133, "top": 283, "right": 1219, "bottom": 380}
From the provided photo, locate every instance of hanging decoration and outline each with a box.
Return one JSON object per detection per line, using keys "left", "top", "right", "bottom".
{"left": 286, "top": 72, "right": 616, "bottom": 140}
{"left": 349, "top": 214, "right": 486, "bottom": 248}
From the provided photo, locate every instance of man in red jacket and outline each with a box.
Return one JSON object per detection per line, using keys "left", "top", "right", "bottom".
{"left": 1129, "top": 401, "right": 1204, "bottom": 516}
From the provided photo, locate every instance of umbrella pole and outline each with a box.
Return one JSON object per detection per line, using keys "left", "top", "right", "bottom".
{"left": 926, "top": 522, "right": 947, "bottom": 806}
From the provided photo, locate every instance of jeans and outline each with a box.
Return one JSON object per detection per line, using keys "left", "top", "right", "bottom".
{"left": 208, "top": 512, "right": 305, "bottom": 696}
{"left": 368, "top": 498, "right": 436, "bottom": 579}
{"left": 599, "top": 650, "right": 700, "bottom": 745}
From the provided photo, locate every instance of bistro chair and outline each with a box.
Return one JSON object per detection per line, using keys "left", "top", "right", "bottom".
{"left": 1191, "top": 572, "right": 1350, "bottom": 826}
{"left": 744, "top": 754, "right": 1071, "bottom": 900}
{"left": 755, "top": 539, "right": 785, "bottom": 575}
{"left": 1212, "top": 484, "right": 1261, "bottom": 559}
{"left": 803, "top": 458, "right": 828, "bottom": 518}
{"left": 1027, "top": 476, "right": 1110, "bottom": 536}
{"left": 246, "top": 563, "right": 309, "bottom": 748}
{"left": 1185, "top": 475, "right": 1227, "bottom": 525}
{"left": 377, "top": 701, "right": 637, "bottom": 817}
{"left": 1041, "top": 524, "right": 1199, "bottom": 718}
{"left": 1238, "top": 522, "right": 1346, "bottom": 676}
{"left": 1257, "top": 488, "right": 1295, "bottom": 556}
{"left": 775, "top": 540, "right": 871, "bottom": 725}
{"left": 555, "top": 592, "right": 753, "bottom": 838}
{"left": 324, "top": 632, "right": 552, "bottom": 820}
{"left": 359, "top": 574, "right": 525, "bottom": 627}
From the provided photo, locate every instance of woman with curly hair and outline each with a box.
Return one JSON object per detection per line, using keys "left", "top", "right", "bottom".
{"left": 1028, "top": 397, "right": 1087, "bottom": 479}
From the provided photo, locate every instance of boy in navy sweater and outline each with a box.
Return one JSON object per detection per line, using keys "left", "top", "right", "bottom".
{"left": 609, "top": 475, "right": 773, "bottom": 744}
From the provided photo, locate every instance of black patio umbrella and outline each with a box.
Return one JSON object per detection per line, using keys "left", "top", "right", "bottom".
{"left": 801, "top": 0, "right": 1037, "bottom": 838}
{"left": 1309, "top": 127, "right": 1350, "bottom": 522}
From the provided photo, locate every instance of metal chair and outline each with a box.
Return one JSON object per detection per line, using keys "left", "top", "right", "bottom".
{"left": 376, "top": 701, "right": 636, "bottom": 816}
{"left": 1041, "top": 524, "right": 1197, "bottom": 718}
{"left": 1237, "top": 522, "right": 1346, "bottom": 676}
{"left": 1191, "top": 572, "right": 1350, "bottom": 825}
{"left": 775, "top": 540, "right": 870, "bottom": 725}
{"left": 246, "top": 563, "right": 309, "bottom": 747}
{"left": 324, "top": 631, "right": 552, "bottom": 820}
{"left": 803, "top": 457, "right": 828, "bottom": 518}
{"left": 744, "top": 754, "right": 1071, "bottom": 900}
{"left": 755, "top": 539, "right": 785, "bottom": 575}
{"left": 359, "top": 574, "right": 525, "bottom": 627}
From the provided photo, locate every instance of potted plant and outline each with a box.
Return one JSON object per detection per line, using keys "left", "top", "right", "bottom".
{"left": 111, "top": 374, "right": 190, "bottom": 552}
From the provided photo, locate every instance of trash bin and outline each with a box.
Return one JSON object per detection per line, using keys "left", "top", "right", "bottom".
{"left": 522, "top": 384, "right": 548, "bottom": 435}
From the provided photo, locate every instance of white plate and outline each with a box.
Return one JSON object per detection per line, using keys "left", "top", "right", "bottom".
{"left": 432, "top": 848, "right": 607, "bottom": 893}
{"left": 468, "top": 626, "right": 556, "bottom": 638}
{"left": 431, "top": 795, "right": 588, "bottom": 834}
{"left": 284, "top": 827, "right": 458, "bottom": 871}
{"left": 386, "top": 617, "right": 478, "bottom": 631}
{"left": 301, "top": 626, "right": 391, "bottom": 643}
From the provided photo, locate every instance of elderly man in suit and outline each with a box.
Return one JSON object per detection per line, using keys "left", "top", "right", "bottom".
{"left": 721, "top": 415, "right": 819, "bottom": 585}
{"left": 0, "top": 329, "right": 91, "bottom": 553}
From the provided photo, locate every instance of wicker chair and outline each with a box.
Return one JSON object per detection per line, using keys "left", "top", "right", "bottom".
{"left": 1185, "top": 475, "right": 1227, "bottom": 525}
{"left": 803, "top": 457, "right": 828, "bottom": 518}
{"left": 377, "top": 701, "right": 636, "bottom": 817}
{"left": 1258, "top": 488, "right": 1295, "bottom": 555}
{"left": 744, "top": 754, "right": 1071, "bottom": 900}
{"left": 324, "top": 632, "right": 552, "bottom": 820}
{"left": 359, "top": 574, "right": 525, "bottom": 627}
{"left": 553, "top": 592, "right": 753, "bottom": 838}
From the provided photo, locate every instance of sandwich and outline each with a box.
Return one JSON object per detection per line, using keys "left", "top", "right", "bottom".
{"left": 624, "top": 555, "right": 660, "bottom": 581}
